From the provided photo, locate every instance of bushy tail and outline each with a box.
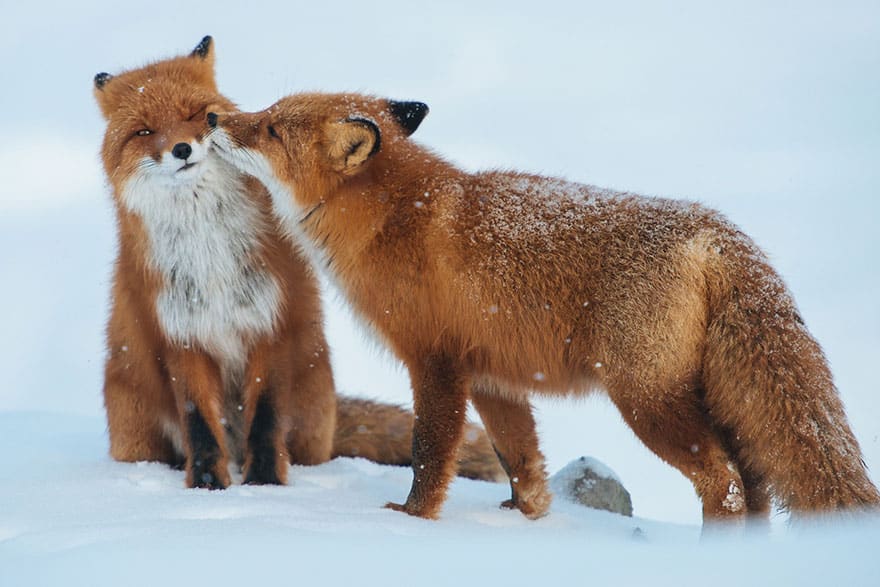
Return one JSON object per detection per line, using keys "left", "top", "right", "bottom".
{"left": 333, "top": 396, "right": 506, "bottom": 482}
{"left": 702, "top": 232, "right": 879, "bottom": 516}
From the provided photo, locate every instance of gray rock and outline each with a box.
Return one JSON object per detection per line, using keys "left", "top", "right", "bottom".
{"left": 549, "top": 456, "right": 633, "bottom": 517}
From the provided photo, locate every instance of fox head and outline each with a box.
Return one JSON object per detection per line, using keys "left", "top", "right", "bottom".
{"left": 208, "top": 93, "right": 428, "bottom": 224}
{"left": 93, "top": 35, "right": 235, "bottom": 196}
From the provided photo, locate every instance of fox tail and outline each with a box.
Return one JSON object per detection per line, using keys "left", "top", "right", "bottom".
{"left": 702, "top": 227, "right": 879, "bottom": 516}
{"left": 334, "top": 396, "right": 506, "bottom": 482}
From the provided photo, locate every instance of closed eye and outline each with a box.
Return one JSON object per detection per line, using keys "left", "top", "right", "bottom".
{"left": 188, "top": 108, "right": 206, "bottom": 122}
{"left": 268, "top": 125, "right": 281, "bottom": 140}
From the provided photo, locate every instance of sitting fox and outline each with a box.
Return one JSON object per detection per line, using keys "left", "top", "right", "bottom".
{"left": 208, "top": 91, "right": 879, "bottom": 524}
{"left": 93, "top": 37, "right": 503, "bottom": 489}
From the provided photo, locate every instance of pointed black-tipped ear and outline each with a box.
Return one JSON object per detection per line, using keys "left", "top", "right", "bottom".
{"left": 388, "top": 100, "right": 429, "bottom": 136}
{"left": 191, "top": 35, "right": 213, "bottom": 60}
{"left": 94, "top": 72, "right": 113, "bottom": 90}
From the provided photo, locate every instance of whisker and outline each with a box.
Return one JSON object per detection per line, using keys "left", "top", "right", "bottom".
{"left": 299, "top": 202, "right": 324, "bottom": 225}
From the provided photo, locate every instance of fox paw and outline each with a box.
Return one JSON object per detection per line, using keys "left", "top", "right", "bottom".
{"left": 384, "top": 501, "right": 440, "bottom": 520}
{"left": 243, "top": 454, "right": 286, "bottom": 486}
{"left": 189, "top": 469, "right": 230, "bottom": 490}
{"left": 500, "top": 489, "right": 552, "bottom": 519}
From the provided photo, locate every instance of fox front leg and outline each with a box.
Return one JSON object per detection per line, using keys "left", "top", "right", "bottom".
{"left": 385, "top": 354, "right": 469, "bottom": 519}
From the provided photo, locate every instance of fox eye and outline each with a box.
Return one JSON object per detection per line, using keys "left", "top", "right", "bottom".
{"left": 267, "top": 125, "right": 280, "bottom": 140}
{"left": 136, "top": 129, "right": 153, "bottom": 137}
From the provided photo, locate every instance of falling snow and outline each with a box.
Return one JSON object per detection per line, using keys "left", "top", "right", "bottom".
{"left": 2, "top": 3, "right": 879, "bottom": 585}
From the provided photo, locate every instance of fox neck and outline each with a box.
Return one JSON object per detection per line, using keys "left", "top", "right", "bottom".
{"left": 119, "top": 154, "right": 282, "bottom": 374}
{"left": 287, "top": 150, "right": 465, "bottom": 348}
{"left": 295, "top": 150, "right": 443, "bottom": 261}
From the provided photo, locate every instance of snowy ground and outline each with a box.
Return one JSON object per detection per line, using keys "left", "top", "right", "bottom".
{"left": 2, "top": 0, "right": 879, "bottom": 584}
{"left": 3, "top": 412, "right": 879, "bottom": 586}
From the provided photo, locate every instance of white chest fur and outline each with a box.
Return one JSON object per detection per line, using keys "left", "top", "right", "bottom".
{"left": 122, "top": 155, "right": 282, "bottom": 373}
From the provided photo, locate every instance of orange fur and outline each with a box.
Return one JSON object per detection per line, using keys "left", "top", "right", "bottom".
{"left": 95, "top": 39, "right": 503, "bottom": 488}
{"left": 210, "top": 92, "right": 880, "bottom": 523}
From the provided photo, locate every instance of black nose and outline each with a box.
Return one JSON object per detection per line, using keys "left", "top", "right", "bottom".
{"left": 171, "top": 143, "right": 192, "bottom": 160}
{"left": 207, "top": 112, "right": 218, "bottom": 128}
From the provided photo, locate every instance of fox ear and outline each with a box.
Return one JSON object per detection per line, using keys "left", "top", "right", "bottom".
{"left": 327, "top": 117, "right": 381, "bottom": 173}
{"left": 388, "top": 100, "right": 428, "bottom": 136}
{"left": 191, "top": 36, "right": 214, "bottom": 62}
{"left": 93, "top": 72, "right": 116, "bottom": 119}
{"left": 94, "top": 72, "right": 113, "bottom": 90}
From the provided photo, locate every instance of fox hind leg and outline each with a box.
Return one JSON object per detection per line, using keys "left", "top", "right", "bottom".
{"left": 104, "top": 376, "right": 182, "bottom": 467}
{"left": 104, "top": 345, "right": 183, "bottom": 468}
{"left": 281, "top": 336, "right": 336, "bottom": 467}
{"left": 608, "top": 380, "right": 749, "bottom": 525}
{"left": 716, "top": 426, "right": 772, "bottom": 523}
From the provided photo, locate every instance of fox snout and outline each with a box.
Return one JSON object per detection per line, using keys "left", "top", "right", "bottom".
{"left": 207, "top": 111, "right": 245, "bottom": 139}
{"left": 172, "top": 143, "right": 193, "bottom": 160}
{"left": 207, "top": 111, "right": 260, "bottom": 150}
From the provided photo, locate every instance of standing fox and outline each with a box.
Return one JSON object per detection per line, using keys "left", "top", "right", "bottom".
{"left": 94, "top": 37, "right": 503, "bottom": 489}
{"left": 209, "top": 92, "right": 880, "bottom": 523}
